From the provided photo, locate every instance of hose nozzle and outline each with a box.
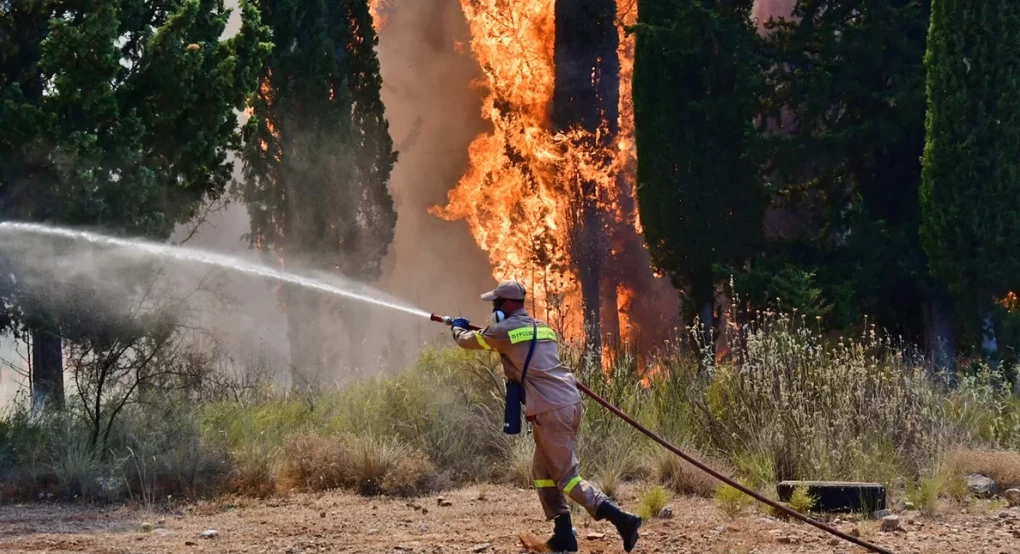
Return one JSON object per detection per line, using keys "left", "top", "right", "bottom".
{"left": 430, "top": 314, "right": 453, "bottom": 326}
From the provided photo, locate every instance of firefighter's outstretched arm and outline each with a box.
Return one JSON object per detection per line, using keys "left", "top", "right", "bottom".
{"left": 450, "top": 318, "right": 506, "bottom": 353}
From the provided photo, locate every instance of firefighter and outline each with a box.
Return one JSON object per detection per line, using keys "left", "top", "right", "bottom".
{"left": 450, "top": 280, "right": 642, "bottom": 553}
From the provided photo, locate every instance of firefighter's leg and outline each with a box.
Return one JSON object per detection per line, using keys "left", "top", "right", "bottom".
{"left": 532, "top": 432, "right": 569, "bottom": 520}
{"left": 533, "top": 403, "right": 607, "bottom": 518}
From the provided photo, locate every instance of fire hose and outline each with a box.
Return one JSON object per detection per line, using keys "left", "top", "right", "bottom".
{"left": 430, "top": 314, "right": 895, "bottom": 554}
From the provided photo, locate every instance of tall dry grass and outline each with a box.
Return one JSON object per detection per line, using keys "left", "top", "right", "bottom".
{"left": 2, "top": 311, "right": 1019, "bottom": 506}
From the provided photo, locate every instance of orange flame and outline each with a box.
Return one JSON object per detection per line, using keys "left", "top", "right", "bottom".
{"left": 427, "top": 0, "right": 642, "bottom": 339}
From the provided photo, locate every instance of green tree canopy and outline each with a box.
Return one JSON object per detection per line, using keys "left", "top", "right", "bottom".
{"left": 0, "top": 0, "right": 270, "bottom": 406}
{"left": 633, "top": 0, "right": 764, "bottom": 336}
{"left": 921, "top": 0, "right": 1020, "bottom": 358}
{"left": 242, "top": 0, "right": 396, "bottom": 378}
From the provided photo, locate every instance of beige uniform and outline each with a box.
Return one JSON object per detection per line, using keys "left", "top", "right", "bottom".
{"left": 453, "top": 309, "right": 608, "bottom": 520}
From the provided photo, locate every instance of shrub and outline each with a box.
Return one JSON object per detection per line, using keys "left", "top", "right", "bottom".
{"left": 652, "top": 447, "right": 721, "bottom": 498}
{"left": 227, "top": 442, "right": 278, "bottom": 498}
{"left": 715, "top": 482, "right": 754, "bottom": 518}
{"left": 282, "top": 432, "right": 352, "bottom": 492}
{"left": 787, "top": 485, "right": 816, "bottom": 514}
{"left": 637, "top": 484, "right": 672, "bottom": 520}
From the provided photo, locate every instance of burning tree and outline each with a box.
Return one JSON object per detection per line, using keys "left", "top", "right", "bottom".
{"left": 430, "top": 0, "right": 679, "bottom": 356}
{"left": 242, "top": 0, "right": 397, "bottom": 383}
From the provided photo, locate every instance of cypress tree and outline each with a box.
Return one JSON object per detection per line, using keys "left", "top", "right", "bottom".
{"left": 761, "top": 1, "right": 958, "bottom": 370}
{"left": 633, "top": 0, "right": 764, "bottom": 340}
{"left": 242, "top": 0, "right": 397, "bottom": 382}
{"left": 921, "top": 0, "right": 1020, "bottom": 361}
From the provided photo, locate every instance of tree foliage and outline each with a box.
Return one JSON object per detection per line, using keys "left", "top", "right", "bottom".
{"left": 760, "top": 0, "right": 938, "bottom": 339}
{"left": 241, "top": 0, "right": 396, "bottom": 376}
{"left": 0, "top": 0, "right": 270, "bottom": 406}
{"left": 633, "top": 0, "right": 765, "bottom": 327}
{"left": 921, "top": 0, "right": 1020, "bottom": 321}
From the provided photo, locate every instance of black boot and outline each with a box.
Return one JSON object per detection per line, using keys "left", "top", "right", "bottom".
{"left": 545, "top": 513, "right": 578, "bottom": 552}
{"left": 596, "top": 501, "right": 642, "bottom": 552}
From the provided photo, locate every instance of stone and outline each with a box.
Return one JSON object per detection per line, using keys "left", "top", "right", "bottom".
{"left": 437, "top": 497, "right": 453, "bottom": 507}
{"left": 777, "top": 536, "right": 799, "bottom": 544}
{"left": 657, "top": 506, "right": 674, "bottom": 519}
{"left": 200, "top": 530, "right": 218, "bottom": 539}
{"left": 881, "top": 515, "right": 901, "bottom": 532}
{"left": 585, "top": 532, "right": 606, "bottom": 540}
{"left": 1005, "top": 489, "right": 1020, "bottom": 507}
{"left": 367, "top": 529, "right": 378, "bottom": 535}
{"left": 967, "top": 475, "right": 997, "bottom": 498}
{"left": 140, "top": 522, "right": 154, "bottom": 532}
{"left": 472, "top": 543, "right": 492, "bottom": 552}
{"left": 185, "top": 541, "right": 197, "bottom": 546}
{"left": 872, "top": 509, "right": 891, "bottom": 519}
{"left": 320, "top": 512, "right": 326, "bottom": 519}
{"left": 904, "top": 501, "right": 917, "bottom": 511}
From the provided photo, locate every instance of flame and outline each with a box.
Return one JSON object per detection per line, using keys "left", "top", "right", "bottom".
{"left": 368, "top": 0, "right": 390, "bottom": 31}
{"left": 427, "top": 0, "right": 643, "bottom": 339}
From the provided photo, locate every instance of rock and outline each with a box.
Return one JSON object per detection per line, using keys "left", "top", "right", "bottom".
{"left": 437, "top": 497, "right": 453, "bottom": 507}
{"left": 140, "top": 522, "right": 154, "bottom": 532}
{"left": 657, "top": 505, "right": 674, "bottom": 519}
{"left": 367, "top": 529, "right": 378, "bottom": 535}
{"left": 904, "top": 501, "right": 917, "bottom": 511}
{"left": 714, "top": 525, "right": 726, "bottom": 533}
{"left": 829, "top": 538, "right": 840, "bottom": 546}
{"left": 967, "top": 474, "right": 997, "bottom": 498}
{"left": 585, "top": 532, "right": 605, "bottom": 540}
{"left": 881, "top": 515, "right": 901, "bottom": 532}
{"left": 777, "top": 536, "right": 799, "bottom": 544}
{"left": 200, "top": 530, "right": 218, "bottom": 539}
{"left": 320, "top": 512, "right": 326, "bottom": 518}
{"left": 472, "top": 543, "right": 491, "bottom": 552}
{"left": 850, "top": 527, "right": 861, "bottom": 537}
{"left": 185, "top": 541, "right": 197, "bottom": 546}
{"left": 872, "top": 509, "right": 891, "bottom": 519}
{"left": 1005, "top": 489, "right": 1020, "bottom": 507}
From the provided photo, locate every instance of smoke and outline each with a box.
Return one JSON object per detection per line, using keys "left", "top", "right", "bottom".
{"left": 363, "top": 0, "right": 495, "bottom": 354}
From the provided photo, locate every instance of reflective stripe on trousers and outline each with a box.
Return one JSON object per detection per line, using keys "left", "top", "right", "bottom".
{"left": 531, "top": 402, "right": 607, "bottom": 519}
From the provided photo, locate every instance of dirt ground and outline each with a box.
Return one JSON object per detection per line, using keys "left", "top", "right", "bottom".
{"left": 1, "top": 484, "right": 1018, "bottom": 554}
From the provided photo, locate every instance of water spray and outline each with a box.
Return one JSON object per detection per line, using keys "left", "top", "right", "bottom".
{"left": 0, "top": 222, "right": 431, "bottom": 320}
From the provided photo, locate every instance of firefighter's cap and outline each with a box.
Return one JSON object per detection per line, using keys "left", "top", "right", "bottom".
{"left": 480, "top": 280, "right": 527, "bottom": 302}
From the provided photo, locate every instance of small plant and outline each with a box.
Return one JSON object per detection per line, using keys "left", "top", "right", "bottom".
{"left": 637, "top": 484, "right": 672, "bottom": 520}
{"left": 787, "top": 485, "right": 816, "bottom": 513}
{"left": 715, "top": 482, "right": 754, "bottom": 518}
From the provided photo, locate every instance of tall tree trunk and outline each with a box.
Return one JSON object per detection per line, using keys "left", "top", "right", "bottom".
{"left": 31, "top": 327, "right": 64, "bottom": 411}
{"left": 553, "top": 0, "right": 619, "bottom": 360}
{"left": 922, "top": 293, "right": 957, "bottom": 383}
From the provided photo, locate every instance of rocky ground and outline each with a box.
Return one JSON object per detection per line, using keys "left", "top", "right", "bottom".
{"left": 1, "top": 484, "right": 1018, "bottom": 554}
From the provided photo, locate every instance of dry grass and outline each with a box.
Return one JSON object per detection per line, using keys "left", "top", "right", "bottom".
{"left": 227, "top": 443, "right": 278, "bottom": 498}
{"left": 282, "top": 433, "right": 353, "bottom": 492}
{"left": 652, "top": 447, "right": 727, "bottom": 498}
{"left": 947, "top": 448, "right": 1020, "bottom": 490}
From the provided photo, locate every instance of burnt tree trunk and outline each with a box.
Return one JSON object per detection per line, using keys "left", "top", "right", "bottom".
{"left": 552, "top": 0, "right": 619, "bottom": 358}
{"left": 31, "top": 327, "right": 64, "bottom": 411}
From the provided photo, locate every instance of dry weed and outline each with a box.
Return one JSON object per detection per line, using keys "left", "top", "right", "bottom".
{"left": 947, "top": 448, "right": 1020, "bottom": 490}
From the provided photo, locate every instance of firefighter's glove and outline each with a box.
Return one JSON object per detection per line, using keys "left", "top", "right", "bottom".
{"left": 451, "top": 317, "right": 470, "bottom": 330}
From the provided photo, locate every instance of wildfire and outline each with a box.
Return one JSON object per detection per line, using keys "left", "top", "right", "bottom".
{"left": 424, "top": 0, "right": 644, "bottom": 340}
